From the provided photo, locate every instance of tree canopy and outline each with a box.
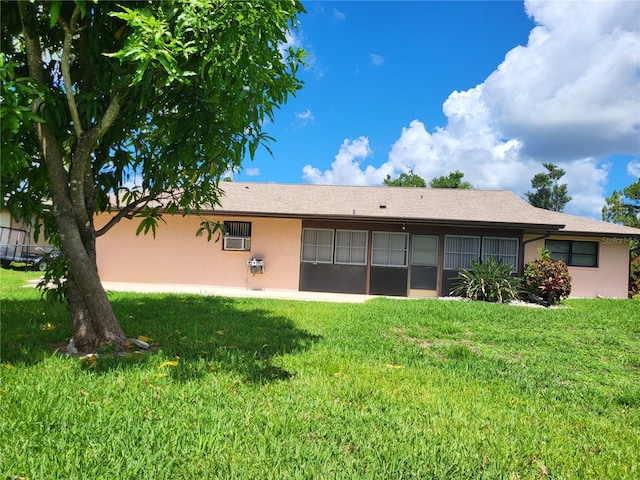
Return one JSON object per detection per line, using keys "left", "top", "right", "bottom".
{"left": 525, "top": 163, "right": 571, "bottom": 212}
{"left": 602, "top": 178, "right": 640, "bottom": 297}
{"left": 1, "top": 0, "right": 306, "bottom": 352}
{"left": 383, "top": 170, "right": 426, "bottom": 188}
{"left": 429, "top": 171, "right": 472, "bottom": 189}
{"left": 383, "top": 170, "right": 473, "bottom": 189}
{"left": 602, "top": 178, "right": 640, "bottom": 228}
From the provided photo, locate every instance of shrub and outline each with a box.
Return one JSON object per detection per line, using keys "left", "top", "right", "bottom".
{"left": 451, "top": 258, "right": 521, "bottom": 303}
{"left": 630, "top": 255, "right": 640, "bottom": 298}
{"left": 523, "top": 248, "right": 571, "bottom": 305}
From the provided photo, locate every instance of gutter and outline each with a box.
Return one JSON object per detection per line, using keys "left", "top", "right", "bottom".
{"left": 522, "top": 232, "right": 553, "bottom": 246}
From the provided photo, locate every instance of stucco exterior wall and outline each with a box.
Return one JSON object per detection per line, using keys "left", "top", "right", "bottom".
{"left": 523, "top": 234, "right": 630, "bottom": 298}
{"left": 95, "top": 214, "right": 302, "bottom": 290}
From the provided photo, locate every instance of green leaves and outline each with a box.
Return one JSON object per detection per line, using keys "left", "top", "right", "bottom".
{"left": 383, "top": 170, "right": 426, "bottom": 187}
{"left": 49, "top": 1, "right": 62, "bottom": 28}
{"left": 108, "top": 5, "right": 197, "bottom": 86}
{"left": 429, "top": 171, "right": 473, "bottom": 189}
{"left": 451, "top": 258, "right": 522, "bottom": 303}
{"left": 196, "top": 220, "right": 224, "bottom": 242}
{"left": 602, "top": 179, "right": 640, "bottom": 229}
{"left": 5, "top": 0, "right": 306, "bottom": 297}
{"left": 135, "top": 207, "right": 166, "bottom": 238}
{"left": 523, "top": 257, "right": 572, "bottom": 305}
{"left": 525, "top": 163, "right": 572, "bottom": 212}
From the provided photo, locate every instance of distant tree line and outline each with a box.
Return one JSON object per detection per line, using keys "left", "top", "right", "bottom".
{"left": 383, "top": 170, "right": 472, "bottom": 189}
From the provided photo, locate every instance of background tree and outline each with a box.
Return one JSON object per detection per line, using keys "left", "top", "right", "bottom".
{"left": 383, "top": 170, "right": 426, "bottom": 187}
{"left": 603, "top": 178, "right": 640, "bottom": 297}
{"left": 525, "top": 163, "right": 572, "bottom": 212}
{"left": 1, "top": 0, "right": 305, "bottom": 353}
{"left": 602, "top": 178, "right": 640, "bottom": 228}
{"left": 429, "top": 171, "right": 472, "bottom": 189}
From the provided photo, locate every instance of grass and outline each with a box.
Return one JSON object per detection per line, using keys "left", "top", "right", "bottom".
{"left": 1, "top": 268, "right": 639, "bottom": 479}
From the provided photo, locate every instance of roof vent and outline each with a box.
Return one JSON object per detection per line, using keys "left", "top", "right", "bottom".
{"left": 379, "top": 203, "right": 387, "bottom": 209}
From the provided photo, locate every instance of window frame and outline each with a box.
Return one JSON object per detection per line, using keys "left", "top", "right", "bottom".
{"left": 443, "top": 235, "right": 481, "bottom": 270}
{"left": 411, "top": 235, "right": 439, "bottom": 267}
{"left": 371, "top": 231, "right": 409, "bottom": 268}
{"left": 301, "top": 228, "right": 335, "bottom": 264}
{"left": 334, "top": 229, "right": 368, "bottom": 266}
{"left": 545, "top": 239, "right": 599, "bottom": 267}
{"left": 222, "top": 221, "right": 252, "bottom": 251}
{"left": 482, "top": 236, "right": 519, "bottom": 272}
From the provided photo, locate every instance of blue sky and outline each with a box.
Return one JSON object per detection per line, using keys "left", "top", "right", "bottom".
{"left": 232, "top": 1, "right": 640, "bottom": 219}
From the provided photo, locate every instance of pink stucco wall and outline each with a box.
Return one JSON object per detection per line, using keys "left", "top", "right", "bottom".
{"left": 95, "top": 214, "right": 302, "bottom": 290}
{"left": 523, "top": 235, "right": 630, "bottom": 298}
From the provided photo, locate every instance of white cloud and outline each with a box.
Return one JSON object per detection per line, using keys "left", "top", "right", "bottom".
{"left": 333, "top": 8, "right": 346, "bottom": 21}
{"left": 295, "top": 109, "right": 315, "bottom": 127}
{"left": 245, "top": 168, "right": 260, "bottom": 177}
{"left": 483, "top": 0, "right": 640, "bottom": 160}
{"left": 627, "top": 159, "right": 640, "bottom": 178}
{"left": 369, "top": 53, "right": 384, "bottom": 67}
{"left": 301, "top": 0, "right": 640, "bottom": 218}
{"left": 302, "top": 137, "right": 392, "bottom": 185}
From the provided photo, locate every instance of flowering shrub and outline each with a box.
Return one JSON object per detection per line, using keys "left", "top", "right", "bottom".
{"left": 523, "top": 248, "right": 572, "bottom": 305}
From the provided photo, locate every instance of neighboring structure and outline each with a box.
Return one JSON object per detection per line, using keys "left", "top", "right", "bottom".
{"left": 0, "top": 209, "right": 54, "bottom": 270}
{"left": 96, "top": 182, "right": 640, "bottom": 299}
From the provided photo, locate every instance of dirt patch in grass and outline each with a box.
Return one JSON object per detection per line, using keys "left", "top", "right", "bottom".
{"left": 388, "top": 327, "right": 483, "bottom": 354}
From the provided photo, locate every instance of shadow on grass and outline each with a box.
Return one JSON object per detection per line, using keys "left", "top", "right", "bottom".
{"left": 0, "top": 293, "right": 321, "bottom": 384}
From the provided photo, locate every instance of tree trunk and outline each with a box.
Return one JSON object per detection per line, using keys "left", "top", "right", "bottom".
{"left": 55, "top": 202, "right": 128, "bottom": 353}
{"left": 65, "top": 220, "right": 128, "bottom": 354}
{"left": 68, "top": 276, "right": 99, "bottom": 352}
{"left": 19, "top": 1, "right": 128, "bottom": 353}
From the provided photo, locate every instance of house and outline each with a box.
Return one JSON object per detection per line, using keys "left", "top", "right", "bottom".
{"left": 95, "top": 182, "right": 640, "bottom": 299}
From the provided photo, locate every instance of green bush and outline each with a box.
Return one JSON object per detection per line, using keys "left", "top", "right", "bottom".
{"left": 523, "top": 249, "right": 572, "bottom": 305}
{"left": 451, "top": 258, "right": 521, "bottom": 303}
{"left": 630, "top": 255, "right": 640, "bottom": 298}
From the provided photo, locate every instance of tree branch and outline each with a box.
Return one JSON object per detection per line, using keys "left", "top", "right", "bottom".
{"left": 95, "top": 193, "right": 162, "bottom": 237}
{"left": 89, "top": 91, "right": 125, "bottom": 142}
{"left": 18, "top": 1, "right": 69, "bottom": 190}
{"left": 60, "top": 6, "right": 83, "bottom": 138}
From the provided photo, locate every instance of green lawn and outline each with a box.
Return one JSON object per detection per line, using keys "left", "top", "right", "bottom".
{"left": 1, "top": 269, "right": 639, "bottom": 479}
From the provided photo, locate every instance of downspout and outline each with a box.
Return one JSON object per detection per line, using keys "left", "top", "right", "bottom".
{"left": 519, "top": 232, "right": 552, "bottom": 275}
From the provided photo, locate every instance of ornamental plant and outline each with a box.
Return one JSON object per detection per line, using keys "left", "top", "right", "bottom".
{"left": 451, "top": 258, "right": 521, "bottom": 303}
{"left": 630, "top": 254, "right": 640, "bottom": 298}
{"left": 523, "top": 248, "right": 572, "bottom": 305}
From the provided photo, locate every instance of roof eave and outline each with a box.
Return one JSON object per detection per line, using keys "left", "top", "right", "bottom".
{"left": 213, "top": 209, "right": 566, "bottom": 231}
{"left": 554, "top": 230, "right": 640, "bottom": 239}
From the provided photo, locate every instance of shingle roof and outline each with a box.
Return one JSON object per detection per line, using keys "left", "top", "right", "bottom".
{"left": 214, "top": 182, "right": 640, "bottom": 237}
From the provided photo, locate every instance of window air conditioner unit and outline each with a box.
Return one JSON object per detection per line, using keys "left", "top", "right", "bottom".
{"left": 224, "top": 236, "right": 250, "bottom": 251}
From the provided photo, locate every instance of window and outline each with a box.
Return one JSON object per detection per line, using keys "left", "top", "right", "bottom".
{"left": 444, "top": 235, "right": 480, "bottom": 270}
{"left": 372, "top": 232, "right": 408, "bottom": 267}
{"left": 301, "top": 228, "right": 334, "bottom": 263}
{"left": 482, "top": 237, "right": 518, "bottom": 271}
{"left": 546, "top": 239, "right": 598, "bottom": 267}
{"left": 335, "top": 230, "right": 368, "bottom": 265}
{"left": 223, "top": 221, "right": 251, "bottom": 251}
{"left": 411, "top": 235, "right": 438, "bottom": 266}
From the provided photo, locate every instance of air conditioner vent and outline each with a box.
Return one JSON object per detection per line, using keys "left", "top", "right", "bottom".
{"left": 223, "top": 236, "right": 250, "bottom": 251}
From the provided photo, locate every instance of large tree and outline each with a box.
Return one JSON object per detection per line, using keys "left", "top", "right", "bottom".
{"left": 525, "top": 163, "right": 571, "bottom": 212}
{"left": 1, "top": 0, "right": 305, "bottom": 353}
{"left": 383, "top": 170, "right": 426, "bottom": 188}
{"left": 603, "top": 178, "right": 640, "bottom": 296}
{"left": 602, "top": 178, "right": 640, "bottom": 229}
{"left": 429, "top": 171, "right": 472, "bottom": 189}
